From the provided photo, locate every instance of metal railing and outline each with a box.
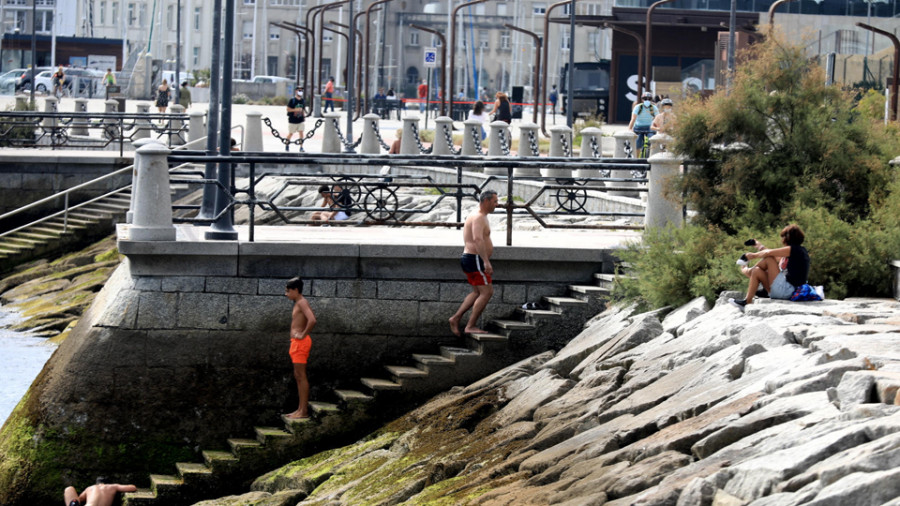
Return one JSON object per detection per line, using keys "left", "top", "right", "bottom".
{"left": 164, "top": 152, "right": 650, "bottom": 245}
{"left": 0, "top": 111, "right": 190, "bottom": 157}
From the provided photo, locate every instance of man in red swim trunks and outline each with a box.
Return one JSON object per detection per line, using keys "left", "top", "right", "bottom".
{"left": 284, "top": 277, "right": 316, "bottom": 420}
{"left": 449, "top": 190, "right": 498, "bottom": 336}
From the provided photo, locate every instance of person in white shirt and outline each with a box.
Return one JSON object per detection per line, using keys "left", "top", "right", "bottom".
{"left": 468, "top": 100, "right": 488, "bottom": 140}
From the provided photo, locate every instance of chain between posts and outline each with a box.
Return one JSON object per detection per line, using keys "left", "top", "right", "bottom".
{"left": 560, "top": 132, "right": 572, "bottom": 157}
{"left": 527, "top": 130, "right": 540, "bottom": 156}
{"left": 263, "top": 117, "right": 324, "bottom": 151}
{"left": 590, "top": 135, "right": 601, "bottom": 158}
{"left": 471, "top": 125, "right": 485, "bottom": 156}
{"left": 371, "top": 120, "right": 392, "bottom": 151}
{"left": 442, "top": 124, "right": 461, "bottom": 155}
{"left": 332, "top": 118, "right": 363, "bottom": 150}
{"left": 410, "top": 122, "right": 433, "bottom": 154}
{"left": 497, "top": 128, "right": 511, "bottom": 156}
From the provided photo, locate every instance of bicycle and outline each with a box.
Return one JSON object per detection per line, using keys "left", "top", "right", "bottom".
{"left": 633, "top": 128, "right": 654, "bottom": 158}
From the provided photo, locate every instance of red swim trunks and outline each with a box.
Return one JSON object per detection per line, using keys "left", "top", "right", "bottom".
{"left": 460, "top": 253, "right": 492, "bottom": 286}
{"left": 289, "top": 335, "right": 312, "bottom": 364}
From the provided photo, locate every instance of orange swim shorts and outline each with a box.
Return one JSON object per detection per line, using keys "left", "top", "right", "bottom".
{"left": 289, "top": 335, "right": 312, "bottom": 364}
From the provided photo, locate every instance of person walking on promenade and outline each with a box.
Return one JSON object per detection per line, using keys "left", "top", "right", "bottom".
{"left": 730, "top": 224, "right": 810, "bottom": 310}
{"left": 284, "top": 277, "right": 316, "bottom": 420}
{"left": 179, "top": 81, "right": 192, "bottom": 109}
{"left": 549, "top": 84, "right": 559, "bottom": 117}
{"left": 64, "top": 479, "right": 136, "bottom": 506}
{"left": 417, "top": 79, "right": 428, "bottom": 114}
{"left": 323, "top": 76, "right": 335, "bottom": 112}
{"left": 155, "top": 79, "right": 171, "bottom": 114}
{"left": 103, "top": 68, "right": 116, "bottom": 87}
{"left": 449, "top": 190, "right": 499, "bottom": 336}
{"left": 285, "top": 86, "right": 306, "bottom": 152}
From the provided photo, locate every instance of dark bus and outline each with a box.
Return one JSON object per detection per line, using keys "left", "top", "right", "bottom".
{"left": 559, "top": 60, "right": 611, "bottom": 121}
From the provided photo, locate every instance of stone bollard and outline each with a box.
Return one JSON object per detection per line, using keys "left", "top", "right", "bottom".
{"left": 320, "top": 112, "right": 343, "bottom": 153}
{"left": 103, "top": 99, "right": 119, "bottom": 140}
{"left": 485, "top": 121, "right": 512, "bottom": 176}
{"left": 514, "top": 122, "right": 541, "bottom": 177}
{"left": 15, "top": 95, "right": 29, "bottom": 111}
{"left": 188, "top": 109, "right": 206, "bottom": 145}
{"left": 360, "top": 113, "right": 382, "bottom": 154}
{"left": 168, "top": 104, "right": 186, "bottom": 146}
{"left": 461, "top": 118, "right": 483, "bottom": 157}
{"left": 610, "top": 130, "right": 638, "bottom": 197}
{"left": 127, "top": 143, "right": 176, "bottom": 241}
{"left": 127, "top": 138, "right": 166, "bottom": 224}
{"left": 645, "top": 151, "right": 684, "bottom": 229}
{"left": 542, "top": 125, "right": 573, "bottom": 178}
{"left": 313, "top": 94, "right": 322, "bottom": 118}
{"left": 400, "top": 115, "right": 420, "bottom": 155}
{"left": 244, "top": 110, "right": 263, "bottom": 151}
{"left": 71, "top": 98, "right": 89, "bottom": 136}
{"left": 649, "top": 133, "right": 672, "bottom": 157}
{"left": 576, "top": 126, "right": 604, "bottom": 181}
{"left": 431, "top": 116, "right": 455, "bottom": 155}
{"left": 42, "top": 96, "right": 58, "bottom": 129}
{"left": 133, "top": 102, "right": 152, "bottom": 141}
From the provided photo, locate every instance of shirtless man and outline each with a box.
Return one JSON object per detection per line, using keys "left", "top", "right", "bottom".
{"left": 64, "top": 480, "right": 136, "bottom": 506}
{"left": 449, "top": 190, "right": 499, "bottom": 335}
{"left": 284, "top": 277, "right": 317, "bottom": 420}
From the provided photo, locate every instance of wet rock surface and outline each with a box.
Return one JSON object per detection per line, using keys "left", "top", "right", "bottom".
{"left": 199, "top": 294, "right": 900, "bottom": 505}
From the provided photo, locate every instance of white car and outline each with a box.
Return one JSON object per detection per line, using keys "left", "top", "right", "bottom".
{"left": 33, "top": 70, "right": 57, "bottom": 94}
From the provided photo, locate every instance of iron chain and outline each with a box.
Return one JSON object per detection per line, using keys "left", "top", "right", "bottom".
{"left": 527, "top": 130, "right": 540, "bottom": 157}
{"left": 371, "top": 120, "right": 392, "bottom": 152}
{"left": 442, "top": 124, "right": 461, "bottom": 155}
{"left": 497, "top": 128, "right": 511, "bottom": 156}
{"left": 410, "top": 122, "right": 433, "bottom": 154}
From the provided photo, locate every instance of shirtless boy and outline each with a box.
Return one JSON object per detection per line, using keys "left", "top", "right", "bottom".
{"left": 64, "top": 479, "right": 136, "bottom": 506}
{"left": 284, "top": 277, "right": 317, "bottom": 420}
{"left": 449, "top": 190, "right": 499, "bottom": 335}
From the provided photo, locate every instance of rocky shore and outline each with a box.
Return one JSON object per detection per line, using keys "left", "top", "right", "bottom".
{"left": 195, "top": 293, "right": 900, "bottom": 505}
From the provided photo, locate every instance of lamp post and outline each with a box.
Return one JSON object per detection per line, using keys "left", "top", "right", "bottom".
{"left": 175, "top": 0, "right": 181, "bottom": 104}
{"left": 364, "top": 0, "right": 392, "bottom": 115}
{"left": 282, "top": 21, "right": 313, "bottom": 87}
{"left": 449, "top": 0, "right": 487, "bottom": 120}
{"left": 315, "top": 1, "right": 348, "bottom": 107}
{"left": 644, "top": 0, "right": 676, "bottom": 99}
{"left": 29, "top": 0, "right": 36, "bottom": 105}
{"left": 540, "top": 0, "right": 571, "bottom": 136}
{"left": 857, "top": 22, "right": 899, "bottom": 121}
{"left": 504, "top": 24, "right": 540, "bottom": 125}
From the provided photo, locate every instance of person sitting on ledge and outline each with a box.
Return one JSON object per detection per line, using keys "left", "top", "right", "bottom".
{"left": 311, "top": 185, "right": 351, "bottom": 222}
{"left": 730, "top": 224, "right": 810, "bottom": 310}
{"left": 64, "top": 478, "right": 136, "bottom": 506}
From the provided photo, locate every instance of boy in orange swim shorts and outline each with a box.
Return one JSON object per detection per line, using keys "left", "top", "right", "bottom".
{"left": 284, "top": 277, "right": 317, "bottom": 420}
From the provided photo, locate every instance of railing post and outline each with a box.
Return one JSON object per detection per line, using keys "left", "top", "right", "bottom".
{"left": 461, "top": 118, "right": 482, "bottom": 157}
{"left": 485, "top": 120, "right": 511, "bottom": 175}
{"left": 360, "top": 113, "right": 381, "bottom": 154}
{"left": 611, "top": 130, "right": 638, "bottom": 197}
{"left": 542, "top": 125, "right": 572, "bottom": 178}
{"left": 321, "top": 112, "right": 343, "bottom": 153}
{"left": 188, "top": 109, "right": 206, "bottom": 145}
{"left": 103, "top": 99, "right": 118, "bottom": 140}
{"left": 577, "top": 126, "right": 603, "bottom": 181}
{"left": 133, "top": 102, "right": 152, "bottom": 141}
{"left": 400, "top": 115, "right": 420, "bottom": 155}
{"left": 15, "top": 95, "right": 28, "bottom": 111}
{"left": 127, "top": 138, "right": 166, "bottom": 224}
{"left": 126, "top": 143, "right": 176, "bottom": 241}
{"left": 168, "top": 104, "right": 186, "bottom": 147}
{"left": 244, "top": 110, "right": 263, "bottom": 151}
{"left": 314, "top": 94, "right": 323, "bottom": 118}
{"left": 42, "top": 96, "right": 58, "bottom": 130}
{"left": 646, "top": 151, "right": 684, "bottom": 228}
{"left": 431, "top": 116, "right": 454, "bottom": 155}
{"left": 71, "top": 98, "right": 89, "bottom": 136}
{"left": 649, "top": 132, "right": 671, "bottom": 156}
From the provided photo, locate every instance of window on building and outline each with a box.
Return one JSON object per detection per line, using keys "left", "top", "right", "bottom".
{"left": 166, "top": 5, "right": 174, "bottom": 29}
{"left": 323, "top": 33, "right": 333, "bottom": 43}
{"left": 472, "top": 4, "right": 485, "bottom": 15}
{"left": 533, "top": 3, "right": 546, "bottom": 14}
{"left": 479, "top": 31, "right": 489, "bottom": 49}
{"left": 500, "top": 31, "right": 510, "bottom": 50}
{"left": 99, "top": 1, "right": 106, "bottom": 25}
{"left": 193, "top": 7, "right": 201, "bottom": 30}
{"left": 269, "top": 27, "right": 280, "bottom": 40}
{"left": 409, "top": 31, "right": 419, "bottom": 46}
{"left": 242, "top": 20, "right": 253, "bottom": 39}
{"left": 561, "top": 29, "right": 570, "bottom": 50}
{"left": 193, "top": 47, "right": 200, "bottom": 66}
{"left": 433, "top": 36, "right": 441, "bottom": 47}
{"left": 588, "top": 31, "right": 600, "bottom": 53}
{"left": 497, "top": 2, "right": 507, "bottom": 16}
{"left": 406, "top": 66, "right": 419, "bottom": 85}
{"left": 37, "top": 10, "right": 53, "bottom": 33}
{"left": 14, "top": 11, "right": 26, "bottom": 32}
{"left": 270, "top": 0, "right": 300, "bottom": 5}
{"left": 138, "top": 4, "right": 146, "bottom": 26}
{"left": 128, "top": 3, "right": 136, "bottom": 26}
{"left": 112, "top": 2, "right": 118, "bottom": 24}
{"left": 244, "top": 0, "right": 255, "bottom": 4}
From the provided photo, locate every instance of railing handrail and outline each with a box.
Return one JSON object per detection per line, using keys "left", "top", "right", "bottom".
{"left": 0, "top": 111, "right": 190, "bottom": 120}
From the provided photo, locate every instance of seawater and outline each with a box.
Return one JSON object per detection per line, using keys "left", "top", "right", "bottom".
{"left": 0, "top": 305, "right": 56, "bottom": 425}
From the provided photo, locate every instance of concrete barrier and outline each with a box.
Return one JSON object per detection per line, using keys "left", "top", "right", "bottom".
{"left": 133, "top": 102, "right": 152, "bottom": 141}
{"left": 102, "top": 99, "right": 119, "bottom": 141}
{"left": 576, "top": 127, "right": 603, "bottom": 181}
{"left": 244, "top": 110, "right": 263, "bottom": 151}
{"left": 650, "top": 132, "right": 672, "bottom": 157}
{"left": 126, "top": 138, "right": 166, "bottom": 224}
{"left": 431, "top": 116, "right": 455, "bottom": 156}
{"left": 189, "top": 109, "right": 206, "bottom": 145}
{"left": 610, "top": 130, "right": 638, "bottom": 197}
{"left": 168, "top": 104, "right": 186, "bottom": 146}
{"left": 42, "top": 96, "right": 58, "bottom": 130}
{"left": 127, "top": 143, "right": 176, "bottom": 240}
{"left": 320, "top": 112, "right": 343, "bottom": 153}
{"left": 485, "top": 121, "right": 511, "bottom": 176}
{"left": 360, "top": 113, "right": 382, "bottom": 154}
{"left": 71, "top": 98, "right": 89, "bottom": 136}
{"left": 400, "top": 115, "right": 420, "bottom": 155}
{"left": 542, "top": 125, "right": 572, "bottom": 178}
{"left": 461, "top": 118, "right": 483, "bottom": 157}
{"left": 645, "top": 150, "right": 683, "bottom": 228}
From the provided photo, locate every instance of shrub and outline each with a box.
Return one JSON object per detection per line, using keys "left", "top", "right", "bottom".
{"left": 232, "top": 93, "right": 250, "bottom": 104}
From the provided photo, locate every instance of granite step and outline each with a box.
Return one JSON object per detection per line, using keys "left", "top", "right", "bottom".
{"left": 175, "top": 462, "right": 214, "bottom": 484}
{"left": 334, "top": 389, "right": 375, "bottom": 405}
{"left": 254, "top": 426, "right": 294, "bottom": 446}
{"left": 360, "top": 377, "right": 402, "bottom": 392}
{"left": 122, "top": 488, "right": 156, "bottom": 505}
{"left": 226, "top": 438, "right": 263, "bottom": 458}
{"left": 490, "top": 319, "right": 536, "bottom": 331}
{"left": 149, "top": 474, "right": 183, "bottom": 498}
{"left": 201, "top": 450, "right": 239, "bottom": 473}
{"left": 412, "top": 353, "right": 456, "bottom": 370}
{"left": 385, "top": 365, "right": 429, "bottom": 379}
{"left": 515, "top": 307, "right": 563, "bottom": 321}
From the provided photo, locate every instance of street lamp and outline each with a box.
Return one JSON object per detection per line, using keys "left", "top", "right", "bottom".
{"left": 644, "top": 0, "right": 676, "bottom": 99}
{"left": 449, "top": 0, "right": 487, "bottom": 119}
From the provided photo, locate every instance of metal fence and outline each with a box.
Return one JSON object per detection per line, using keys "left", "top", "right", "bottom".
{"left": 164, "top": 152, "right": 650, "bottom": 245}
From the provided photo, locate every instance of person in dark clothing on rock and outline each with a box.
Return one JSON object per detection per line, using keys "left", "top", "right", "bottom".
{"left": 730, "top": 224, "right": 810, "bottom": 310}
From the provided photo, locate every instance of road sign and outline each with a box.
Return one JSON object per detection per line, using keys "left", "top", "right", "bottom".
{"left": 424, "top": 47, "right": 437, "bottom": 68}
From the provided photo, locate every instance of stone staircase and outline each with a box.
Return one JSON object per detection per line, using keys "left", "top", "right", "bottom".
{"left": 122, "top": 274, "right": 622, "bottom": 505}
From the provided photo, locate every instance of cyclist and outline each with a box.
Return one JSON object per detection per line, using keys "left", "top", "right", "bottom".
{"left": 52, "top": 66, "right": 66, "bottom": 98}
{"left": 627, "top": 91, "right": 659, "bottom": 158}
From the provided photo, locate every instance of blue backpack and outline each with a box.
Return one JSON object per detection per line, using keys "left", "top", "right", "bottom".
{"left": 790, "top": 284, "right": 823, "bottom": 302}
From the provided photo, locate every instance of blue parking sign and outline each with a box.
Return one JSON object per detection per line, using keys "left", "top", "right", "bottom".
{"left": 424, "top": 47, "right": 437, "bottom": 68}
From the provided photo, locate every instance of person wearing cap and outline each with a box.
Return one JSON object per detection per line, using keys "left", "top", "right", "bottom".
{"left": 627, "top": 92, "right": 659, "bottom": 158}
{"left": 651, "top": 97, "right": 675, "bottom": 135}
{"left": 285, "top": 86, "right": 306, "bottom": 152}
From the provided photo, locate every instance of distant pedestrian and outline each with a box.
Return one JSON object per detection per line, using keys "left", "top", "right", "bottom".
{"left": 549, "top": 84, "right": 559, "bottom": 117}
{"left": 457, "top": 88, "right": 466, "bottom": 100}
{"left": 178, "top": 81, "right": 192, "bottom": 109}
{"left": 324, "top": 76, "right": 335, "bottom": 112}
{"left": 469, "top": 100, "right": 488, "bottom": 140}
{"left": 492, "top": 91, "right": 512, "bottom": 124}
{"left": 103, "top": 68, "right": 116, "bottom": 86}
{"left": 155, "top": 79, "right": 170, "bottom": 114}
{"left": 449, "top": 190, "right": 499, "bottom": 336}
{"left": 417, "top": 79, "right": 428, "bottom": 114}
{"left": 651, "top": 98, "right": 675, "bottom": 135}
{"left": 285, "top": 86, "right": 306, "bottom": 152}
{"left": 284, "top": 277, "right": 316, "bottom": 420}
{"left": 65, "top": 478, "right": 136, "bottom": 506}
{"left": 52, "top": 66, "right": 66, "bottom": 98}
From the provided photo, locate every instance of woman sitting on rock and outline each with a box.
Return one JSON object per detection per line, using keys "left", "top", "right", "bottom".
{"left": 730, "top": 224, "right": 809, "bottom": 310}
